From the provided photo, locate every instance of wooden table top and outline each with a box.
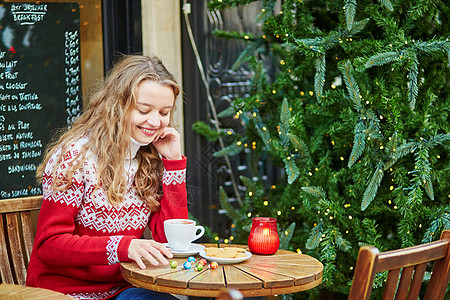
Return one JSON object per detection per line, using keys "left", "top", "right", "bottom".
{"left": 0, "top": 283, "right": 72, "bottom": 299}
{"left": 120, "top": 244, "right": 323, "bottom": 297}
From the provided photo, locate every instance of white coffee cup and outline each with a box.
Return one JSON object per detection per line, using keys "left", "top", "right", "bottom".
{"left": 164, "top": 219, "right": 205, "bottom": 252}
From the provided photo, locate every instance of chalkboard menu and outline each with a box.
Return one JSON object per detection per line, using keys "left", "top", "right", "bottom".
{"left": 0, "top": 2, "right": 82, "bottom": 199}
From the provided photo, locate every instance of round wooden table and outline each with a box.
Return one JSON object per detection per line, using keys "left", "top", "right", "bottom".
{"left": 120, "top": 244, "right": 323, "bottom": 297}
{"left": 0, "top": 283, "right": 72, "bottom": 299}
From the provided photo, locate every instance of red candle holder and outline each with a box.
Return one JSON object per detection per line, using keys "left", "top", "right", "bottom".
{"left": 248, "top": 217, "right": 280, "bottom": 255}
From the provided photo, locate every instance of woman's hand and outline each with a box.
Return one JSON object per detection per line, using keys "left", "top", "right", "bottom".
{"left": 128, "top": 239, "right": 173, "bottom": 269}
{"left": 152, "top": 127, "right": 182, "bottom": 160}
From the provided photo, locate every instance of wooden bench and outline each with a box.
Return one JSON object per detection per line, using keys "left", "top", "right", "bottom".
{"left": 0, "top": 196, "right": 42, "bottom": 285}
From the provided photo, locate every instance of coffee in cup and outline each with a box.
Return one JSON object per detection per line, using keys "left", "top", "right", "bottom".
{"left": 163, "top": 219, "right": 205, "bottom": 252}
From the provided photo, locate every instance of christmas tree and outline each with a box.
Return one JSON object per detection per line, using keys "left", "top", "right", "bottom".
{"left": 194, "top": 0, "right": 449, "bottom": 298}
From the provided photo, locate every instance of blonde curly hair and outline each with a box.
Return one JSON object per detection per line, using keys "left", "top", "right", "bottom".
{"left": 37, "top": 55, "right": 180, "bottom": 211}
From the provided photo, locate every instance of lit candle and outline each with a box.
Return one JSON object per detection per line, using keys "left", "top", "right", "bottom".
{"left": 248, "top": 217, "right": 280, "bottom": 255}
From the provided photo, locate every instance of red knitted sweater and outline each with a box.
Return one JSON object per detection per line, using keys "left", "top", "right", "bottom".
{"left": 26, "top": 137, "right": 188, "bottom": 299}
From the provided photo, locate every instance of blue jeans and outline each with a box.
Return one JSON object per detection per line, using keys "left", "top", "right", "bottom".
{"left": 115, "top": 287, "right": 178, "bottom": 300}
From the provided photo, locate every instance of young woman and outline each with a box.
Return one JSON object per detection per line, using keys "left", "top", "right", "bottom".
{"left": 26, "top": 55, "right": 188, "bottom": 299}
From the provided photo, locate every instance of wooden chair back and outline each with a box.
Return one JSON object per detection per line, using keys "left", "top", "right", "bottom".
{"left": 348, "top": 229, "right": 450, "bottom": 300}
{"left": 0, "top": 196, "right": 42, "bottom": 285}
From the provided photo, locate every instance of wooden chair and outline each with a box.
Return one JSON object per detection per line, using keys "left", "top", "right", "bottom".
{"left": 0, "top": 196, "right": 42, "bottom": 285}
{"left": 348, "top": 229, "right": 450, "bottom": 300}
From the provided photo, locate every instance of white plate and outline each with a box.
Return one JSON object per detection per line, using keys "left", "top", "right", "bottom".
{"left": 199, "top": 250, "right": 252, "bottom": 264}
{"left": 163, "top": 243, "right": 205, "bottom": 257}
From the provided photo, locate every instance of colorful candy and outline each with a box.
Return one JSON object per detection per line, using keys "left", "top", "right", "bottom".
{"left": 169, "top": 260, "right": 178, "bottom": 268}
{"left": 194, "top": 263, "right": 204, "bottom": 272}
{"left": 187, "top": 256, "right": 196, "bottom": 263}
{"left": 209, "top": 261, "right": 219, "bottom": 269}
{"left": 183, "top": 261, "right": 192, "bottom": 270}
{"left": 199, "top": 258, "right": 207, "bottom": 266}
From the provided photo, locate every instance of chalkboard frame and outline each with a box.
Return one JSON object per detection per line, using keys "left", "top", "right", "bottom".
{"left": 0, "top": 0, "right": 103, "bottom": 202}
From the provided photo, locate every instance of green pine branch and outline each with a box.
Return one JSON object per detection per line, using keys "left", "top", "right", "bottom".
{"left": 287, "top": 133, "right": 310, "bottom": 158}
{"left": 348, "top": 120, "right": 366, "bottom": 168}
{"left": 329, "top": 227, "right": 352, "bottom": 252}
{"left": 214, "top": 143, "right": 244, "bottom": 157}
{"left": 279, "top": 222, "right": 296, "bottom": 250}
{"left": 422, "top": 211, "right": 450, "bottom": 243}
{"left": 219, "top": 186, "right": 242, "bottom": 221}
{"left": 361, "top": 162, "right": 384, "bottom": 210}
{"left": 398, "top": 217, "right": 416, "bottom": 247}
{"left": 384, "top": 141, "right": 416, "bottom": 170}
{"left": 306, "top": 222, "right": 323, "bottom": 250}
{"left": 378, "top": 0, "right": 394, "bottom": 11}
{"left": 252, "top": 60, "right": 267, "bottom": 93}
{"left": 406, "top": 185, "right": 423, "bottom": 210}
{"left": 414, "top": 39, "right": 450, "bottom": 56}
{"left": 314, "top": 54, "right": 326, "bottom": 102}
{"left": 301, "top": 186, "right": 327, "bottom": 199}
{"left": 231, "top": 39, "right": 265, "bottom": 71}
{"left": 408, "top": 53, "right": 419, "bottom": 110}
{"left": 217, "top": 106, "right": 236, "bottom": 118}
{"left": 283, "top": 158, "right": 300, "bottom": 184}
{"left": 365, "top": 51, "right": 400, "bottom": 68}
{"left": 255, "top": 0, "right": 277, "bottom": 22}
{"left": 339, "top": 60, "right": 362, "bottom": 107}
{"left": 239, "top": 175, "right": 257, "bottom": 192}
{"left": 347, "top": 18, "right": 370, "bottom": 35}
{"left": 253, "top": 113, "right": 272, "bottom": 146}
{"left": 294, "top": 37, "right": 324, "bottom": 53}
{"left": 427, "top": 133, "right": 450, "bottom": 148}
{"left": 344, "top": 0, "right": 357, "bottom": 31}
{"left": 359, "top": 219, "right": 383, "bottom": 249}
{"left": 192, "top": 121, "right": 220, "bottom": 142}
{"left": 413, "top": 145, "right": 434, "bottom": 200}
{"left": 279, "top": 98, "right": 291, "bottom": 144}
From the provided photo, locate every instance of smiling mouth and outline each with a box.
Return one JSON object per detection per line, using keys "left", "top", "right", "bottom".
{"left": 139, "top": 126, "right": 156, "bottom": 136}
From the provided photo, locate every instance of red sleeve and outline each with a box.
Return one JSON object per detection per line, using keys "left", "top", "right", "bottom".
{"left": 149, "top": 156, "right": 189, "bottom": 242}
{"left": 33, "top": 143, "right": 135, "bottom": 267}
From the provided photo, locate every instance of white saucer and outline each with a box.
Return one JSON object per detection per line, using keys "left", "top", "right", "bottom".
{"left": 199, "top": 250, "right": 252, "bottom": 264}
{"left": 163, "top": 243, "right": 205, "bottom": 257}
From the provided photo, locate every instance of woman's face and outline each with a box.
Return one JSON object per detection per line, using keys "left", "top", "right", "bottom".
{"left": 130, "top": 80, "right": 174, "bottom": 144}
